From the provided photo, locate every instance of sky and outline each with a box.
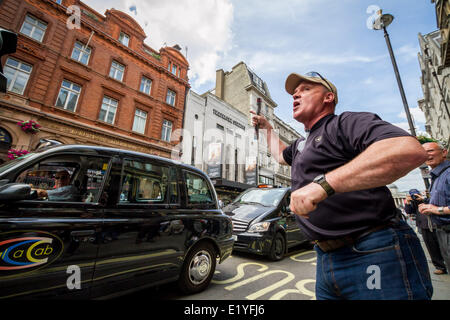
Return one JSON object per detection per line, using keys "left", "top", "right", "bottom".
{"left": 85, "top": 0, "right": 438, "bottom": 192}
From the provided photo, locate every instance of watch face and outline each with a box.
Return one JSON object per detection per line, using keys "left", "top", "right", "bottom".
{"left": 314, "top": 174, "right": 324, "bottom": 183}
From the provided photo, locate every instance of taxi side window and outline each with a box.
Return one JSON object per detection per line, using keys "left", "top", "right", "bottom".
{"left": 15, "top": 155, "right": 109, "bottom": 203}
{"left": 184, "top": 171, "right": 214, "bottom": 206}
{"left": 119, "top": 159, "right": 171, "bottom": 204}
{"left": 168, "top": 167, "right": 179, "bottom": 204}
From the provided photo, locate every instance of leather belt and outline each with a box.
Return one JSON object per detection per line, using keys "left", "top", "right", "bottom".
{"left": 315, "top": 221, "right": 396, "bottom": 253}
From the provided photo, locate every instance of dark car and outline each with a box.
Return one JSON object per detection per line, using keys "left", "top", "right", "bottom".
{"left": 0, "top": 145, "right": 233, "bottom": 299}
{"left": 222, "top": 185, "right": 308, "bottom": 261}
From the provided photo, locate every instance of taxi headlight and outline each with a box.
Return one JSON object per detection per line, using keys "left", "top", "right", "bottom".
{"left": 248, "top": 222, "right": 271, "bottom": 233}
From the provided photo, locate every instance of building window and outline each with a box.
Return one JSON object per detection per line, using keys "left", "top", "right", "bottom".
{"left": 20, "top": 14, "right": 47, "bottom": 42}
{"left": 161, "top": 119, "right": 172, "bottom": 142}
{"left": 249, "top": 71, "right": 266, "bottom": 94}
{"left": 191, "top": 136, "right": 196, "bottom": 165}
{"left": 132, "top": 109, "right": 147, "bottom": 134}
{"left": 259, "top": 175, "right": 274, "bottom": 185}
{"left": 99, "top": 96, "right": 118, "bottom": 124}
{"left": 54, "top": 0, "right": 62, "bottom": 4}
{"left": 235, "top": 149, "right": 239, "bottom": 181}
{"left": 171, "top": 64, "right": 177, "bottom": 75}
{"left": 118, "top": 32, "right": 130, "bottom": 47}
{"left": 216, "top": 124, "right": 224, "bottom": 131}
{"left": 71, "top": 41, "right": 91, "bottom": 65}
{"left": 166, "top": 89, "right": 176, "bottom": 106}
{"left": 4, "top": 57, "right": 32, "bottom": 95}
{"left": 55, "top": 80, "right": 81, "bottom": 112}
{"left": 140, "top": 77, "right": 152, "bottom": 95}
{"left": 109, "top": 61, "right": 125, "bottom": 81}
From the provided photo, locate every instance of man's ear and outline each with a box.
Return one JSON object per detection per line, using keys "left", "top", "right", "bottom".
{"left": 324, "top": 92, "right": 335, "bottom": 104}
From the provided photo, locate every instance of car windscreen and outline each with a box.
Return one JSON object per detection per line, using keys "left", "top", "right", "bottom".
{"left": 233, "top": 188, "right": 287, "bottom": 207}
{"left": 0, "top": 152, "right": 36, "bottom": 175}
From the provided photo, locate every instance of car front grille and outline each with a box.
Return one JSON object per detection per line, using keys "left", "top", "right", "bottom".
{"left": 232, "top": 218, "right": 250, "bottom": 233}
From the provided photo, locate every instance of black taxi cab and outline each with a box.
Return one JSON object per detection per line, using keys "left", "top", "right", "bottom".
{"left": 0, "top": 145, "right": 233, "bottom": 299}
{"left": 222, "top": 185, "right": 309, "bottom": 261}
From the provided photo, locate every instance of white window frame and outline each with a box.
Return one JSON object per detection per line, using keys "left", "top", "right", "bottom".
{"left": 140, "top": 77, "right": 152, "bottom": 95}
{"left": 4, "top": 57, "right": 33, "bottom": 95}
{"left": 132, "top": 109, "right": 147, "bottom": 134}
{"left": 161, "top": 119, "right": 173, "bottom": 142}
{"left": 109, "top": 61, "right": 125, "bottom": 81}
{"left": 166, "top": 89, "right": 176, "bottom": 106}
{"left": 118, "top": 32, "right": 130, "bottom": 47}
{"left": 55, "top": 80, "right": 81, "bottom": 112}
{"left": 71, "top": 41, "right": 91, "bottom": 65}
{"left": 99, "top": 96, "right": 118, "bottom": 124}
{"left": 20, "top": 14, "right": 47, "bottom": 42}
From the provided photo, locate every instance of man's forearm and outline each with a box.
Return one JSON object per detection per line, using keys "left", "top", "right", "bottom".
{"left": 326, "top": 136, "right": 427, "bottom": 193}
{"left": 261, "top": 126, "right": 288, "bottom": 165}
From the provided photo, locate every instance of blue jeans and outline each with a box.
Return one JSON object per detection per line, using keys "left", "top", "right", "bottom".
{"left": 314, "top": 220, "right": 433, "bottom": 300}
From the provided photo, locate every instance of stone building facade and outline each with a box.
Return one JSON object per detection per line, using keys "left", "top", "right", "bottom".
{"left": 0, "top": 0, "right": 189, "bottom": 162}
{"left": 417, "top": 0, "right": 450, "bottom": 146}
{"left": 180, "top": 62, "right": 303, "bottom": 201}
{"left": 214, "top": 61, "right": 303, "bottom": 186}
{"left": 418, "top": 30, "right": 450, "bottom": 145}
{"left": 181, "top": 90, "right": 254, "bottom": 203}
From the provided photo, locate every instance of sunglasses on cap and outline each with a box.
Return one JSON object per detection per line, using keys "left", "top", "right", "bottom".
{"left": 305, "top": 71, "right": 333, "bottom": 93}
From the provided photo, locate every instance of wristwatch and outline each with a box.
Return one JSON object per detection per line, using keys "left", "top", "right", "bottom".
{"left": 313, "top": 174, "right": 335, "bottom": 196}
{"left": 438, "top": 207, "right": 445, "bottom": 214}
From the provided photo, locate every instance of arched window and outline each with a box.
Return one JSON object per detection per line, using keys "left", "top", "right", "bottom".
{"left": 0, "top": 127, "right": 12, "bottom": 149}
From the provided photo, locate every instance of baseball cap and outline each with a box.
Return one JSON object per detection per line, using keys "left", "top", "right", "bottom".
{"left": 285, "top": 71, "right": 338, "bottom": 105}
{"left": 408, "top": 189, "right": 421, "bottom": 196}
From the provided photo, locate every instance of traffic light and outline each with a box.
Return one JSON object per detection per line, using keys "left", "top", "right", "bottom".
{"left": 0, "top": 28, "right": 18, "bottom": 93}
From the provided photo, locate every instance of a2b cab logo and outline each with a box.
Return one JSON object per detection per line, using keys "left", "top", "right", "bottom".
{"left": 0, "top": 232, "right": 63, "bottom": 276}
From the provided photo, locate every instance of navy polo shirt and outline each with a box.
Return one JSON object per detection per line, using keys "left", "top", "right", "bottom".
{"left": 283, "top": 112, "right": 411, "bottom": 241}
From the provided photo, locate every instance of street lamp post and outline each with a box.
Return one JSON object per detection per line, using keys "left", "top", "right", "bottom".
{"left": 373, "top": 11, "right": 416, "bottom": 136}
{"left": 372, "top": 10, "right": 431, "bottom": 191}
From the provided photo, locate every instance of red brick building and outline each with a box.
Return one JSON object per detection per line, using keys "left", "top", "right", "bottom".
{"left": 0, "top": 0, "right": 189, "bottom": 162}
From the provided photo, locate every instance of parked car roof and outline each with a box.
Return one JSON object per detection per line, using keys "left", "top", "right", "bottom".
{"left": 1, "top": 144, "right": 205, "bottom": 176}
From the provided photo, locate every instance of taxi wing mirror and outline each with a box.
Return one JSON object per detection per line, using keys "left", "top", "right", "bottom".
{"left": 0, "top": 183, "right": 37, "bottom": 202}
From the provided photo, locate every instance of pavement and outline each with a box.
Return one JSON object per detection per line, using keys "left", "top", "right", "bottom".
{"left": 409, "top": 221, "right": 450, "bottom": 300}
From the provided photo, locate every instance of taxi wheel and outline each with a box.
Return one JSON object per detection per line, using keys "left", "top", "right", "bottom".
{"left": 268, "top": 232, "right": 286, "bottom": 261}
{"left": 178, "top": 242, "right": 217, "bottom": 294}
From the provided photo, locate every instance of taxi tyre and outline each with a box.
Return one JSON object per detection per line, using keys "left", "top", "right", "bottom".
{"left": 268, "top": 232, "right": 286, "bottom": 261}
{"left": 178, "top": 241, "right": 217, "bottom": 294}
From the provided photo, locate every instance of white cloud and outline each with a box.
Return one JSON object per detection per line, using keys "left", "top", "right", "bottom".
{"left": 88, "top": 0, "right": 234, "bottom": 88}
{"left": 392, "top": 121, "right": 412, "bottom": 133}
{"left": 397, "top": 106, "right": 426, "bottom": 124}
{"left": 396, "top": 44, "right": 420, "bottom": 62}
{"left": 223, "top": 49, "right": 385, "bottom": 77}
{"left": 363, "top": 77, "right": 375, "bottom": 85}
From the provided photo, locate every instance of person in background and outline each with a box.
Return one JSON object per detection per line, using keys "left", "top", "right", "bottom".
{"left": 405, "top": 188, "right": 447, "bottom": 275}
{"left": 419, "top": 141, "right": 450, "bottom": 273}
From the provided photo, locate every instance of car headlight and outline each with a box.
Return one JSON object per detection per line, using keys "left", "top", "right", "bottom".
{"left": 248, "top": 222, "right": 271, "bottom": 233}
